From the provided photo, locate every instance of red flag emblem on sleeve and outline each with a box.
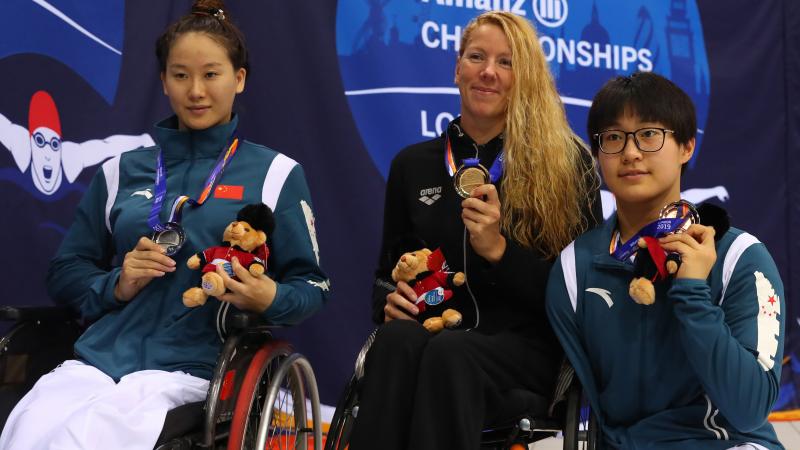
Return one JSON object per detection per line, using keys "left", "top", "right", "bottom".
{"left": 214, "top": 185, "right": 244, "bottom": 200}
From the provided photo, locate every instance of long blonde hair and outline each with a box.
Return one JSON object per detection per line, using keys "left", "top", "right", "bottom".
{"left": 460, "top": 11, "right": 596, "bottom": 258}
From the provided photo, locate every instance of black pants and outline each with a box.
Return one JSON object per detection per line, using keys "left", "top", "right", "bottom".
{"left": 348, "top": 320, "right": 559, "bottom": 450}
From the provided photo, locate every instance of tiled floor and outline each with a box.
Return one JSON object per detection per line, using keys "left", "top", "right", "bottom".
{"left": 528, "top": 421, "right": 800, "bottom": 449}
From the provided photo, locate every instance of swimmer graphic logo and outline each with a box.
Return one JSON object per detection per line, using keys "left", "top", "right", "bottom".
{"left": 1, "top": 2, "right": 153, "bottom": 200}
{"left": 335, "top": 0, "right": 711, "bottom": 178}
{"left": 0, "top": 90, "right": 154, "bottom": 198}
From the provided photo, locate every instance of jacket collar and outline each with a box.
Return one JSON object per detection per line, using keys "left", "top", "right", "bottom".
{"left": 591, "top": 214, "right": 632, "bottom": 270}
{"left": 153, "top": 114, "right": 239, "bottom": 160}
{"left": 445, "top": 116, "right": 504, "bottom": 161}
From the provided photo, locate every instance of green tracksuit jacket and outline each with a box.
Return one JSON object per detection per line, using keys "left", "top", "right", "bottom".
{"left": 546, "top": 216, "right": 784, "bottom": 449}
{"left": 47, "top": 115, "right": 329, "bottom": 381}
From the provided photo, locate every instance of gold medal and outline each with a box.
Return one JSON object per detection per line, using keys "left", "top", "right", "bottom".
{"left": 453, "top": 164, "right": 489, "bottom": 198}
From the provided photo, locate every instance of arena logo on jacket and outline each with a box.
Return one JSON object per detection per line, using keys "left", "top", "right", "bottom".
{"left": 0, "top": 1, "right": 153, "bottom": 201}
{"left": 336, "top": 0, "right": 728, "bottom": 217}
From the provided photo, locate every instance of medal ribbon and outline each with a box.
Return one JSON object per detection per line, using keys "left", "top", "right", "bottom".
{"left": 148, "top": 133, "right": 240, "bottom": 232}
{"left": 444, "top": 132, "right": 504, "bottom": 182}
{"left": 610, "top": 217, "right": 688, "bottom": 261}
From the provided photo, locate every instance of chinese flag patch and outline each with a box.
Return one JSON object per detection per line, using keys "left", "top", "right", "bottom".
{"left": 214, "top": 185, "right": 244, "bottom": 200}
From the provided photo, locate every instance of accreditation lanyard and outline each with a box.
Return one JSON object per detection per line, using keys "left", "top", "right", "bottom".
{"left": 147, "top": 133, "right": 240, "bottom": 231}
{"left": 443, "top": 132, "right": 504, "bottom": 182}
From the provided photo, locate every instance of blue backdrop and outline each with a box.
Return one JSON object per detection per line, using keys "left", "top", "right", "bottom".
{"left": 1, "top": 0, "right": 798, "bottom": 416}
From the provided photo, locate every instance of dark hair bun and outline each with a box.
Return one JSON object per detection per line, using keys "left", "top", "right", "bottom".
{"left": 156, "top": 0, "right": 249, "bottom": 73}
{"left": 193, "top": 0, "right": 226, "bottom": 12}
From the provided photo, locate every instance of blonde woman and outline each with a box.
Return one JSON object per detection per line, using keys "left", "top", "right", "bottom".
{"left": 348, "top": 11, "right": 601, "bottom": 450}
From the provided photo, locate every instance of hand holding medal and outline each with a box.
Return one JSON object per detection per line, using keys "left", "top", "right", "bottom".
{"left": 446, "top": 131, "right": 505, "bottom": 200}
{"left": 116, "top": 133, "right": 239, "bottom": 302}
{"left": 114, "top": 236, "right": 177, "bottom": 302}
{"left": 446, "top": 132, "right": 507, "bottom": 264}
{"left": 657, "top": 201, "right": 717, "bottom": 281}
{"left": 461, "top": 184, "right": 506, "bottom": 264}
{"left": 657, "top": 200, "right": 700, "bottom": 275}
{"left": 622, "top": 200, "right": 706, "bottom": 305}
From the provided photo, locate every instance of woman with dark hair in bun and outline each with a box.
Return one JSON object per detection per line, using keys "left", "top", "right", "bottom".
{"left": 0, "top": 2, "right": 329, "bottom": 448}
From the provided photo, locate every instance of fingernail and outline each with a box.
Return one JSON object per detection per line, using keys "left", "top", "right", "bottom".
{"left": 412, "top": 307, "right": 419, "bottom": 315}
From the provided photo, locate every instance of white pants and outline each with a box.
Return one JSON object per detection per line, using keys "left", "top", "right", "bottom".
{"left": 0, "top": 360, "right": 209, "bottom": 450}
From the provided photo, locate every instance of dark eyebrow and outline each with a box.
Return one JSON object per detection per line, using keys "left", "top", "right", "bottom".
{"left": 167, "top": 62, "right": 224, "bottom": 70}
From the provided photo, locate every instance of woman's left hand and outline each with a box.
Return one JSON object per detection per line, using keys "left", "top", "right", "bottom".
{"left": 461, "top": 184, "right": 506, "bottom": 264}
{"left": 658, "top": 224, "right": 717, "bottom": 280}
{"left": 215, "top": 256, "right": 277, "bottom": 312}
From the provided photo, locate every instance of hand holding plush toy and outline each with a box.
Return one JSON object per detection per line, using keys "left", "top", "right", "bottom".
{"left": 628, "top": 201, "right": 729, "bottom": 305}
{"left": 391, "top": 248, "right": 465, "bottom": 333}
{"left": 182, "top": 203, "right": 275, "bottom": 307}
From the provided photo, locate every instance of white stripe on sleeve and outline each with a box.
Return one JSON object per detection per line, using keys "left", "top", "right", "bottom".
{"left": 719, "top": 233, "right": 759, "bottom": 305}
{"left": 560, "top": 241, "right": 578, "bottom": 312}
{"left": 261, "top": 153, "right": 298, "bottom": 210}
{"left": 101, "top": 157, "right": 121, "bottom": 233}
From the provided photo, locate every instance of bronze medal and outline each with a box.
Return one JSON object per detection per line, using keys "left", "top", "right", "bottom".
{"left": 659, "top": 200, "right": 700, "bottom": 234}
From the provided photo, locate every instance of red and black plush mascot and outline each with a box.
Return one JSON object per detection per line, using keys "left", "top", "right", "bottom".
{"left": 182, "top": 203, "right": 275, "bottom": 307}
{"left": 390, "top": 247, "right": 466, "bottom": 333}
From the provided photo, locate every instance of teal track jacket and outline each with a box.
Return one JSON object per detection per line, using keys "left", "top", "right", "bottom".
{"left": 47, "top": 116, "right": 329, "bottom": 381}
{"left": 546, "top": 216, "right": 784, "bottom": 449}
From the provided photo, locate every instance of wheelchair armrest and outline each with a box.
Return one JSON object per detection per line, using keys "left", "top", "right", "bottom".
{"left": 0, "top": 305, "right": 78, "bottom": 323}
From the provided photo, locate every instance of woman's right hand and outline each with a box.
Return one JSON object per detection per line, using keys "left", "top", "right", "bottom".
{"left": 383, "top": 281, "right": 419, "bottom": 322}
{"left": 114, "top": 237, "right": 177, "bottom": 302}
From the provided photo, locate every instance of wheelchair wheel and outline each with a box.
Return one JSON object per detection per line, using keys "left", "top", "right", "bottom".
{"left": 257, "top": 352, "right": 322, "bottom": 450}
{"left": 227, "top": 340, "right": 322, "bottom": 450}
{"left": 586, "top": 408, "right": 599, "bottom": 450}
{"left": 562, "top": 382, "right": 581, "bottom": 450}
{"left": 323, "top": 374, "right": 359, "bottom": 450}
{"left": 323, "top": 329, "right": 377, "bottom": 450}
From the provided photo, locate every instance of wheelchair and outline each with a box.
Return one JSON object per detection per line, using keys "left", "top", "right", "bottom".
{"left": 323, "top": 329, "right": 599, "bottom": 450}
{"left": 0, "top": 304, "right": 323, "bottom": 450}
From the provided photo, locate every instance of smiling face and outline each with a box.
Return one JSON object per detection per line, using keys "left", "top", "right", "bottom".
{"left": 455, "top": 24, "right": 514, "bottom": 133}
{"left": 161, "top": 32, "right": 246, "bottom": 131}
{"left": 29, "top": 126, "right": 63, "bottom": 194}
{"left": 598, "top": 112, "right": 694, "bottom": 213}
